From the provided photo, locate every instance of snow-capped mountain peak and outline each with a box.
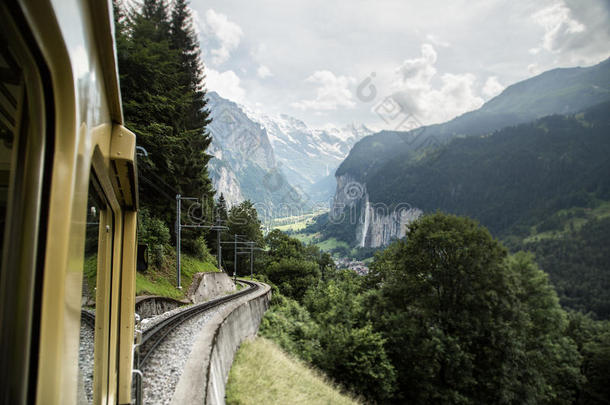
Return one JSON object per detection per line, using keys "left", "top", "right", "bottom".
{"left": 208, "top": 91, "right": 372, "bottom": 204}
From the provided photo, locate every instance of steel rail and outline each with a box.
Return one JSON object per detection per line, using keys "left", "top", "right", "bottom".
{"left": 80, "top": 310, "right": 96, "bottom": 329}
{"left": 137, "top": 279, "right": 259, "bottom": 366}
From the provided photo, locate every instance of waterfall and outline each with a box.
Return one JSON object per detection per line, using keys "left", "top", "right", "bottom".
{"left": 360, "top": 198, "right": 370, "bottom": 247}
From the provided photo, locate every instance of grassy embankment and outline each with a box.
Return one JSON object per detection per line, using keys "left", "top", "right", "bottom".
{"left": 85, "top": 253, "right": 219, "bottom": 300}
{"left": 226, "top": 337, "right": 360, "bottom": 405}
{"left": 135, "top": 254, "right": 219, "bottom": 299}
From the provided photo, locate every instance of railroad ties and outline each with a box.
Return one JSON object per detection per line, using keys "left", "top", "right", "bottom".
{"left": 136, "top": 280, "right": 259, "bottom": 366}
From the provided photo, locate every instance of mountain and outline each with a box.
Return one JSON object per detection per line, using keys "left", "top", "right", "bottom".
{"left": 206, "top": 92, "right": 308, "bottom": 216}
{"left": 207, "top": 91, "right": 372, "bottom": 213}
{"left": 369, "top": 102, "right": 610, "bottom": 234}
{"left": 356, "top": 101, "right": 610, "bottom": 319}
{"left": 242, "top": 108, "right": 373, "bottom": 203}
{"left": 328, "top": 58, "right": 610, "bottom": 247}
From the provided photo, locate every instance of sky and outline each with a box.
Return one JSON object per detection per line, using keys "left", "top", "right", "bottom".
{"left": 190, "top": 0, "right": 610, "bottom": 131}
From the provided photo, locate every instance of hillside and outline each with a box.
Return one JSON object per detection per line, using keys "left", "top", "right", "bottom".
{"left": 226, "top": 338, "right": 360, "bottom": 405}
{"left": 518, "top": 214, "right": 610, "bottom": 319}
{"left": 367, "top": 101, "right": 610, "bottom": 236}
{"left": 337, "top": 58, "right": 610, "bottom": 182}
{"left": 207, "top": 92, "right": 308, "bottom": 212}
{"left": 207, "top": 91, "right": 372, "bottom": 208}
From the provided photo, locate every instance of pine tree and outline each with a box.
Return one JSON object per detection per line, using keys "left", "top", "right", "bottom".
{"left": 216, "top": 193, "right": 228, "bottom": 222}
{"left": 168, "top": 0, "right": 214, "bottom": 212}
{"left": 141, "top": 0, "right": 171, "bottom": 41}
{"left": 114, "top": 0, "right": 216, "bottom": 254}
{"left": 169, "top": 0, "right": 209, "bottom": 130}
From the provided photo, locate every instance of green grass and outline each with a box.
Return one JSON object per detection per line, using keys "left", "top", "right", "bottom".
{"left": 135, "top": 254, "right": 219, "bottom": 299}
{"left": 226, "top": 337, "right": 360, "bottom": 405}
{"left": 83, "top": 255, "right": 97, "bottom": 296}
{"left": 290, "top": 232, "right": 351, "bottom": 253}
{"left": 270, "top": 210, "right": 328, "bottom": 232}
{"left": 523, "top": 200, "right": 610, "bottom": 244}
{"left": 291, "top": 232, "right": 318, "bottom": 244}
{"left": 274, "top": 220, "right": 310, "bottom": 232}
{"left": 362, "top": 256, "right": 374, "bottom": 264}
{"left": 315, "top": 237, "right": 350, "bottom": 252}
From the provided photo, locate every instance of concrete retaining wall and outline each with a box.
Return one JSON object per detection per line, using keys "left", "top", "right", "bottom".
{"left": 171, "top": 281, "right": 271, "bottom": 405}
{"left": 188, "top": 272, "right": 236, "bottom": 304}
{"left": 135, "top": 296, "right": 188, "bottom": 319}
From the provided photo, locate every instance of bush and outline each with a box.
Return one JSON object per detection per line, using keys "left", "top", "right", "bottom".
{"left": 138, "top": 207, "right": 170, "bottom": 268}
{"left": 194, "top": 235, "right": 217, "bottom": 265}
{"left": 259, "top": 293, "right": 320, "bottom": 363}
{"left": 264, "top": 258, "right": 320, "bottom": 302}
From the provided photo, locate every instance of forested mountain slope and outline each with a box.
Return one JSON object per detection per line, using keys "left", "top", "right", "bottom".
{"left": 337, "top": 57, "right": 610, "bottom": 182}
{"left": 367, "top": 101, "right": 610, "bottom": 237}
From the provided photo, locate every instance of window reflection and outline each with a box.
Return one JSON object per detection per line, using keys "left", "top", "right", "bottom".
{"left": 0, "top": 44, "right": 23, "bottom": 268}
{"left": 78, "top": 179, "right": 105, "bottom": 404}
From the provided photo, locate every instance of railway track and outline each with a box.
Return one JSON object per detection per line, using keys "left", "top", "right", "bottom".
{"left": 80, "top": 310, "right": 96, "bottom": 329}
{"left": 80, "top": 279, "right": 260, "bottom": 405}
{"left": 131, "top": 279, "right": 258, "bottom": 404}
{"left": 136, "top": 279, "right": 258, "bottom": 366}
{"left": 81, "top": 278, "right": 259, "bottom": 405}
{"left": 80, "top": 279, "right": 258, "bottom": 366}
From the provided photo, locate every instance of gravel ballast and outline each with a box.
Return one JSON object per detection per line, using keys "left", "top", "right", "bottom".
{"left": 140, "top": 302, "right": 231, "bottom": 404}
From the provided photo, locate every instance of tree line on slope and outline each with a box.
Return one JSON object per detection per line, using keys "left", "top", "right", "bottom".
{"left": 256, "top": 213, "right": 610, "bottom": 404}
{"left": 312, "top": 102, "right": 610, "bottom": 319}
{"left": 114, "top": 0, "right": 215, "bottom": 260}
{"left": 320, "top": 101, "right": 610, "bottom": 246}
{"left": 366, "top": 102, "right": 610, "bottom": 238}
{"left": 516, "top": 216, "right": 610, "bottom": 319}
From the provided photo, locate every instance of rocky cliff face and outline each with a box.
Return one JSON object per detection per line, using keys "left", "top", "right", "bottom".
{"left": 356, "top": 194, "right": 422, "bottom": 247}
{"left": 207, "top": 90, "right": 370, "bottom": 214}
{"left": 206, "top": 92, "right": 307, "bottom": 215}
{"left": 332, "top": 173, "right": 422, "bottom": 248}
{"left": 207, "top": 159, "right": 243, "bottom": 206}
{"left": 242, "top": 108, "right": 372, "bottom": 202}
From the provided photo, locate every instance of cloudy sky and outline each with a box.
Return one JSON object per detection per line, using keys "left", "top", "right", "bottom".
{"left": 190, "top": 0, "right": 610, "bottom": 130}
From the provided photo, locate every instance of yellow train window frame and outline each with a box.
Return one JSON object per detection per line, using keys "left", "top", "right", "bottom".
{"left": 0, "top": 2, "right": 55, "bottom": 403}
{"left": 88, "top": 148, "right": 123, "bottom": 405}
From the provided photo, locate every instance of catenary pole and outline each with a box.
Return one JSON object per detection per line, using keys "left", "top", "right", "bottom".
{"left": 176, "top": 194, "right": 181, "bottom": 289}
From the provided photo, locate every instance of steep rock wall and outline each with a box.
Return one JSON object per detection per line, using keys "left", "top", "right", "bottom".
{"left": 333, "top": 173, "right": 422, "bottom": 248}
{"left": 357, "top": 194, "right": 422, "bottom": 247}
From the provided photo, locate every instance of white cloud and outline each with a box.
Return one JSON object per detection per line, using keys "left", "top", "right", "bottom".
{"left": 203, "top": 9, "right": 243, "bottom": 65}
{"left": 190, "top": 9, "right": 201, "bottom": 37}
{"left": 191, "top": 0, "right": 610, "bottom": 129}
{"left": 257, "top": 65, "right": 273, "bottom": 78}
{"left": 532, "top": 1, "right": 585, "bottom": 53}
{"left": 482, "top": 76, "right": 505, "bottom": 98}
{"left": 528, "top": 63, "right": 540, "bottom": 74}
{"left": 425, "top": 34, "right": 451, "bottom": 48}
{"left": 389, "top": 44, "right": 484, "bottom": 125}
{"left": 395, "top": 43, "right": 438, "bottom": 90}
{"left": 291, "top": 70, "right": 356, "bottom": 111}
{"left": 206, "top": 69, "right": 245, "bottom": 102}
{"left": 529, "top": 47, "right": 541, "bottom": 55}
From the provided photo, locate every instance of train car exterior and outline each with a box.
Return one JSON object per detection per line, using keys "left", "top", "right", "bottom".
{"left": 0, "top": 0, "right": 138, "bottom": 404}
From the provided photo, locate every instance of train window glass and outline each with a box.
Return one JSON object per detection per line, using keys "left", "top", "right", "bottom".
{"left": 0, "top": 42, "right": 24, "bottom": 269}
{"left": 78, "top": 176, "right": 109, "bottom": 404}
